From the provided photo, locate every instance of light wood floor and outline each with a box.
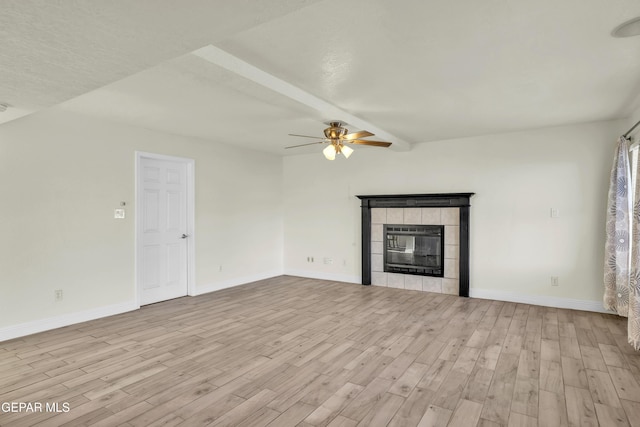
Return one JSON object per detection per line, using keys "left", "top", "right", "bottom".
{"left": 1, "top": 276, "right": 640, "bottom": 427}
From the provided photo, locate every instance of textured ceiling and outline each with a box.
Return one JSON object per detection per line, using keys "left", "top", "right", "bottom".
{"left": 0, "top": 0, "right": 320, "bottom": 113}
{"left": 2, "top": 0, "right": 640, "bottom": 155}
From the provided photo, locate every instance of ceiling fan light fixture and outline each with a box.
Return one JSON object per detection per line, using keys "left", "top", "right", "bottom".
{"left": 341, "top": 145, "right": 354, "bottom": 159}
{"left": 323, "top": 144, "right": 336, "bottom": 160}
{"left": 286, "top": 122, "right": 391, "bottom": 159}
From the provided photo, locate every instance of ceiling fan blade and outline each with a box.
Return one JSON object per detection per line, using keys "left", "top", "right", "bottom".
{"left": 347, "top": 139, "right": 392, "bottom": 147}
{"left": 342, "top": 130, "right": 374, "bottom": 140}
{"left": 288, "top": 133, "right": 326, "bottom": 139}
{"left": 285, "top": 141, "right": 326, "bottom": 149}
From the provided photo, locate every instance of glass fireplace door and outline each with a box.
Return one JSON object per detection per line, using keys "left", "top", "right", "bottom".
{"left": 384, "top": 225, "right": 444, "bottom": 277}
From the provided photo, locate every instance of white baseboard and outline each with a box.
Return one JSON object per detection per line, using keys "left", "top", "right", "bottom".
{"left": 469, "top": 288, "right": 613, "bottom": 314}
{"left": 196, "top": 270, "right": 284, "bottom": 295}
{"left": 284, "top": 269, "right": 361, "bottom": 284}
{"left": 2, "top": 279, "right": 611, "bottom": 343}
{"left": 282, "top": 275, "right": 611, "bottom": 314}
{"left": 0, "top": 301, "right": 139, "bottom": 342}
{"left": 278, "top": 275, "right": 610, "bottom": 314}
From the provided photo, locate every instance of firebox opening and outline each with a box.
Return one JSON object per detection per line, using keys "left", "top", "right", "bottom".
{"left": 383, "top": 224, "right": 444, "bottom": 277}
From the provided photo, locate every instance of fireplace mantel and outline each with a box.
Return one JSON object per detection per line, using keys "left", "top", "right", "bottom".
{"left": 357, "top": 193, "right": 474, "bottom": 297}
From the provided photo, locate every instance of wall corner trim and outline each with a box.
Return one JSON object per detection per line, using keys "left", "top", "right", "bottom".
{"left": 0, "top": 300, "right": 139, "bottom": 343}
{"left": 283, "top": 270, "right": 361, "bottom": 284}
{"left": 196, "top": 270, "right": 284, "bottom": 295}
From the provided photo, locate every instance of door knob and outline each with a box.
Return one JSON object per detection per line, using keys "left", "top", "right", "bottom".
{"left": 181, "top": 234, "right": 188, "bottom": 239}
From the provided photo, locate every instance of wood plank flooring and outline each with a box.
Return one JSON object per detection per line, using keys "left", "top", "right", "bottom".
{"left": 1, "top": 276, "right": 640, "bottom": 426}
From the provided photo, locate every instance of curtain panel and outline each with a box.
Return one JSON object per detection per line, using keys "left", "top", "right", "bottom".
{"left": 630, "top": 144, "right": 640, "bottom": 350}
{"left": 604, "top": 136, "right": 640, "bottom": 350}
{"left": 604, "top": 137, "right": 631, "bottom": 316}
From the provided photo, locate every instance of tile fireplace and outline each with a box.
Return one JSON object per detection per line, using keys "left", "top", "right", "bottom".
{"left": 357, "top": 193, "right": 474, "bottom": 297}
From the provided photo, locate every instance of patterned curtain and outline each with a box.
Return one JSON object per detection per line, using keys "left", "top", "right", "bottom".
{"left": 604, "top": 137, "right": 631, "bottom": 317}
{"left": 630, "top": 145, "right": 640, "bottom": 350}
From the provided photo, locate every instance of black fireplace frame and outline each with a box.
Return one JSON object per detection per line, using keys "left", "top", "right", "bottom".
{"left": 356, "top": 193, "right": 474, "bottom": 297}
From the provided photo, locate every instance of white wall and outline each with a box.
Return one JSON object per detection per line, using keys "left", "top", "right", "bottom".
{"left": 283, "top": 119, "right": 626, "bottom": 308}
{"left": 0, "top": 108, "right": 283, "bottom": 333}
{"left": 629, "top": 105, "right": 640, "bottom": 140}
{"left": 0, "top": 110, "right": 630, "bottom": 337}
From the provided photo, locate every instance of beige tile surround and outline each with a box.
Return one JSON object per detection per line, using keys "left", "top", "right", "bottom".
{"left": 371, "top": 207, "right": 460, "bottom": 295}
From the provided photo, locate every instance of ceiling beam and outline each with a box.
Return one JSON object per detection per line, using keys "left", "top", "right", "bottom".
{"left": 193, "top": 45, "right": 411, "bottom": 152}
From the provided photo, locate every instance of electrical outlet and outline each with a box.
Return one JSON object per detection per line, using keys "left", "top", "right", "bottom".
{"left": 114, "top": 208, "right": 125, "bottom": 219}
{"left": 324, "top": 257, "right": 333, "bottom": 265}
{"left": 54, "top": 289, "right": 63, "bottom": 301}
{"left": 550, "top": 208, "right": 559, "bottom": 218}
{"left": 551, "top": 276, "right": 559, "bottom": 286}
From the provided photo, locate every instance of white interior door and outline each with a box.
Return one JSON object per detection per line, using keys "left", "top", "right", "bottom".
{"left": 138, "top": 155, "right": 190, "bottom": 305}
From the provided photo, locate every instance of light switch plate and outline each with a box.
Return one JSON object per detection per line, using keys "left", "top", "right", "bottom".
{"left": 114, "top": 209, "right": 125, "bottom": 219}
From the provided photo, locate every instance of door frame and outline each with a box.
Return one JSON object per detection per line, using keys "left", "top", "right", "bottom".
{"left": 135, "top": 151, "right": 196, "bottom": 307}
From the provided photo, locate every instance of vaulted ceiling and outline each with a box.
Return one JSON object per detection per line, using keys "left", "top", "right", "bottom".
{"left": 2, "top": 0, "right": 640, "bottom": 155}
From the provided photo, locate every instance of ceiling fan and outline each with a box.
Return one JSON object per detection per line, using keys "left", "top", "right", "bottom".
{"left": 286, "top": 121, "right": 392, "bottom": 160}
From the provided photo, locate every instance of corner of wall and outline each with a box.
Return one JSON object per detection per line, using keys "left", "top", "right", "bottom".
{"left": 283, "top": 269, "right": 361, "bottom": 284}
{"left": 195, "top": 269, "right": 285, "bottom": 296}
